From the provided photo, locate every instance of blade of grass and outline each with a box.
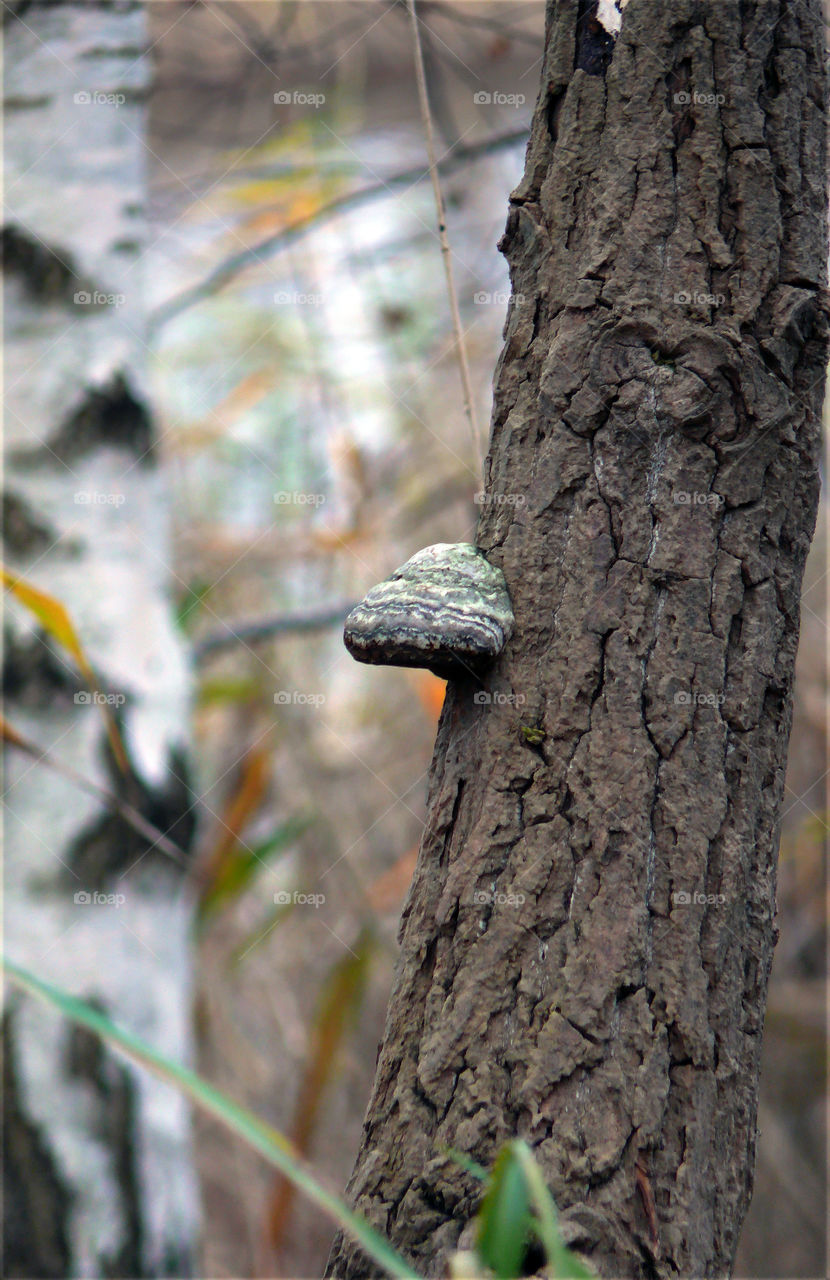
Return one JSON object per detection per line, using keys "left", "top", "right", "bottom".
{"left": 198, "top": 818, "right": 308, "bottom": 928}
{"left": 511, "top": 1141, "right": 594, "bottom": 1279}
{"left": 476, "top": 1143, "right": 531, "bottom": 1279}
{"left": 197, "top": 748, "right": 271, "bottom": 893}
{"left": 2, "top": 956, "right": 421, "bottom": 1280}
{"left": 229, "top": 898, "right": 296, "bottom": 966}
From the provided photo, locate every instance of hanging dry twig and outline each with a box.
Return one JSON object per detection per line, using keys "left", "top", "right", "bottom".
{"left": 408, "top": 0, "right": 484, "bottom": 467}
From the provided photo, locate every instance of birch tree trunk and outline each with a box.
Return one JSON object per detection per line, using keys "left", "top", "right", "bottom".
{"left": 3, "top": 3, "right": 200, "bottom": 1275}
{"left": 327, "top": 1, "right": 828, "bottom": 1276}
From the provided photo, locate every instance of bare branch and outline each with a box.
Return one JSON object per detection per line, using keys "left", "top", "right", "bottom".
{"left": 149, "top": 128, "right": 528, "bottom": 331}
{"left": 193, "top": 601, "right": 357, "bottom": 661}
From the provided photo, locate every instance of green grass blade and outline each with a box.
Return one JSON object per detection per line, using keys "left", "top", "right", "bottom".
{"left": 2, "top": 956, "right": 420, "bottom": 1280}
{"left": 198, "top": 816, "right": 309, "bottom": 927}
{"left": 477, "top": 1144, "right": 531, "bottom": 1279}
{"left": 511, "top": 1141, "right": 594, "bottom": 1279}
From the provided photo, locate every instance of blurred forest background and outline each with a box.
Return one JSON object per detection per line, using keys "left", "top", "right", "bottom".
{"left": 5, "top": 2, "right": 827, "bottom": 1278}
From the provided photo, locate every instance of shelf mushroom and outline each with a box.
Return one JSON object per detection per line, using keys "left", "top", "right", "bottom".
{"left": 343, "top": 543, "right": 514, "bottom": 679}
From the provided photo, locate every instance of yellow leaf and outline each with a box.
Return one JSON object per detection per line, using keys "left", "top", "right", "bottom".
{"left": 2, "top": 568, "right": 91, "bottom": 674}
{"left": 2, "top": 567, "right": 129, "bottom": 773}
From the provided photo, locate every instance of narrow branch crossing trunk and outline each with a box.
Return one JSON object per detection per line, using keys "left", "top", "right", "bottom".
{"left": 327, "top": 1, "right": 827, "bottom": 1277}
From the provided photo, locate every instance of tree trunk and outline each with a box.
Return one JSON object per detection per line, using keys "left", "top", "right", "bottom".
{"left": 327, "top": 1, "right": 827, "bottom": 1276}
{"left": 3, "top": 3, "right": 200, "bottom": 1275}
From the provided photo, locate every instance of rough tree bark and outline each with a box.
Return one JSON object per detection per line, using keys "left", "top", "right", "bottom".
{"left": 327, "top": 1, "right": 827, "bottom": 1277}
{"left": 2, "top": 2, "right": 200, "bottom": 1275}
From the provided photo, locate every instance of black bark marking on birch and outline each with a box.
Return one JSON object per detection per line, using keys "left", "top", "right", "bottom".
{"left": 0, "top": 224, "right": 80, "bottom": 302}
{"left": 2, "top": 630, "right": 85, "bottom": 708}
{"left": 2, "top": 1013, "right": 72, "bottom": 1278}
{"left": 2, "top": 1, "right": 36, "bottom": 26}
{"left": 325, "top": 0, "right": 828, "bottom": 1276}
{"left": 65, "top": 1018, "right": 145, "bottom": 1277}
{"left": 67, "top": 745, "right": 196, "bottom": 886}
{"left": 48, "top": 375, "right": 155, "bottom": 464}
{"left": 9, "top": 375, "right": 155, "bottom": 467}
{"left": 1, "top": 491, "right": 61, "bottom": 556}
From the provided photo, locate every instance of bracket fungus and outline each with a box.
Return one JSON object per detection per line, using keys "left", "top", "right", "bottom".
{"left": 343, "top": 543, "right": 514, "bottom": 679}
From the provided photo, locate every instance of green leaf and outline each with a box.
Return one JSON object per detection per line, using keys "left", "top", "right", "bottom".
{"left": 175, "top": 579, "right": 213, "bottom": 632}
{"left": 197, "top": 675, "right": 263, "bottom": 706}
{"left": 477, "top": 1144, "right": 532, "bottom": 1279}
{"left": 519, "top": 725, "right": 546, "bottom": 746}
{"left": 510, "top": 1142, "right": 595, "bottom": 1280}
{"left": 473, "top": 1141, "right": 595, "bottom": 1280}
{"left": 197, "top": 816, "right": 309, "bottom": 926}
{"left": 2, "top": 956, "right": 420, "bottom": 1280}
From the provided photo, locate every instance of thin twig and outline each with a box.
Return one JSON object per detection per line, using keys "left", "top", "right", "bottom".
{"left": 408, "top": 0, "right": 485, "bottom": 468}
{"left": 2, "top": 717, "right": 189, "bottom": 867}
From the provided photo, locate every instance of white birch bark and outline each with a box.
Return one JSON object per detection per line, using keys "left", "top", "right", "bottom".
{"left": 3, "top": 3, "right": 200, "bottom": 1275}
